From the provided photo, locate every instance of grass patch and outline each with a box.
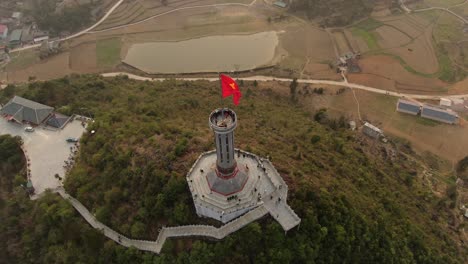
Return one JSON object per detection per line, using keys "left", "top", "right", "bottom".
{"left": 5, "top": 49, "right": 40, "bottom": 71}
{"left": 415, "top": 116, "right": 440, "bottom": 127}
{"left": 351, "top": 28, "right": 379, "bottom": 50}
{"left": 355, "top": 18, "right": 383, "bottom": 31}
{"left": 96, "top": 38, "right": 121, "bottom": 68}
{"left": 436, "top": 43, "right": 467, "bottom": 82}
{"left": 380, "top": 52, "right": 435, "bottom": 77}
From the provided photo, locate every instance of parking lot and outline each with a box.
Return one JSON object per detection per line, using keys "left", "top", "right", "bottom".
{"left": 0, "top": 117, "right": 86, "bottom": 195}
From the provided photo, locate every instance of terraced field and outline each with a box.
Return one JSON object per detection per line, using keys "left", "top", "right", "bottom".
{"left": 93, "top": 0, "right": 252, "bottom": 31}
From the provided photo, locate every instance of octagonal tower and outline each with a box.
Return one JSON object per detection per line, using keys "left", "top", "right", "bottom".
{"left": 187, "top": 108, "right": 300, "bottom": 226}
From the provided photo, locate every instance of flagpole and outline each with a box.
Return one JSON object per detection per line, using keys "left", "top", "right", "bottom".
{"left": 219, "top": 72, "right": 224, "bottom": 117}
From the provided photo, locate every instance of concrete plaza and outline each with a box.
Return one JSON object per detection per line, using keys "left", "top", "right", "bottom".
{"left": 0, "top": 117, "right": 86, "bottom": 194}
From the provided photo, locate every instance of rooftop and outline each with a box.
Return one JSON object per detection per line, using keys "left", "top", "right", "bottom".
{"left": 421, "top": 104, "right": 458, "bottom": 124}
{"left": 0, "top": 96, "right": 54, "bottom": 125}
{"left": 273, "top": 1, "right": 287, "bottom": 8}
{"left": 397, "top": 99, "right": 421, "bottom": 115}
{"left": 364, "top": 122, "right": 382, "bottom": 133}
{"left": 9, "top": 29, "right": 22, "bottom": 42}
{"left": 0, "top": 24, "right": 7, "bottom": 33}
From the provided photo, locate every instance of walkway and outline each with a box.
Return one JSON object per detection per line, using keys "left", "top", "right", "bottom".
{"left": 101, "top": 72, "right": 468, "bottom": 100}
{"left": 51, "top": 186, "right": 293, "bottom": 254}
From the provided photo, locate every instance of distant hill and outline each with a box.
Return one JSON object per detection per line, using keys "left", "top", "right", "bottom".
{"left": 0, "top": 75, "right": 466, "bottom": 263}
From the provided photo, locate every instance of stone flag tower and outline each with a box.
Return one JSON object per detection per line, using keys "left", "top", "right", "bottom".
{"left": 206, "top": 108, "right": 248, "bottom": 196}
{"left": 210, "top": 108, "right": 237, "bottom": 176}
{"left": 186, "top": 108, "right": 300, "bottom": 227}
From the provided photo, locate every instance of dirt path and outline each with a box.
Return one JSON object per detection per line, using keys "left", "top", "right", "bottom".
{"left": 11, "top": 0, "right": 126, "bottom": 53}
{"left": 101, "top": 72, "right": 468, "bottom": 100}
{"left": 401, "top": 0, "right": 468, "bottom": 23}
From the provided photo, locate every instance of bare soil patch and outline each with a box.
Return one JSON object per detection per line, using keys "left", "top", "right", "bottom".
{"left": 388, "top": 30, "right": 439, "bottom": 74}
{"left": 7, "top": 53, "right": 72, "bottom": 83}
{"left": 348, "top": 55, "right": 446, "bottom": 93}
{"left": 384, "top": 19, "right": 423, "bottom": 37}
{"left": 375, "top": 26, "right": 411, "bottom": 49}
{"left": 69, "top": 42, "right": 98, "bottom": 73}
{"left": 281, "top": 26, "right": 334, "bottom": 61}
{"left": 332, "top": 31, "right": 353, "bottom": 55}
{"left": 303, "top": 63, "right": 341, "bottom": 80}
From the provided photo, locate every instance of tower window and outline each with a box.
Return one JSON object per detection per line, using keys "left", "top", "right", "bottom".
{"left": 219, "top": 136, "right": 223, "bottom": 162}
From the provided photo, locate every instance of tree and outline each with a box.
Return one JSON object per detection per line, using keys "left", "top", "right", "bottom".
{"left": 130, "top": 221, "right": 146, "bottom": 237}
{"left": 290, "top": 78, "right": 298, "bottom": 102}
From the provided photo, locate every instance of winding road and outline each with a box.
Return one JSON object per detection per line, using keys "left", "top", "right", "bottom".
{"left": 400, "top": 0, "right": 468, "bottom": 24}
{"left": 89, "top": 0, "right": 258, "bottom": 34}
{"left": 101, "top": 72, "right": 468, "bottom": 100}
{"left": 11, "top": 0, "right": 126, "bottom": 53}
{"left": 10, "top": 0, "right": 258, "bottom": 53}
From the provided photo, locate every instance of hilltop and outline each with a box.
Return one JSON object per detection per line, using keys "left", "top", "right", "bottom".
{"left": 0, "top": 75, "right": 466, "bottom": 263}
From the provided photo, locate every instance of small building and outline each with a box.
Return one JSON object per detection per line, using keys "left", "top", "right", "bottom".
{"left": 0, "top": 24, "right": 8, "bottom": 39}
{"left": 0, "top": 96, "right": 54, "bottom": 125}
{"left": 11, "top": 12, "right": 22, "bottom": 20}
{"left": 346, "top": 58, "right": 361, "bottom": 73}
{"left": 452, "top": 98, "right": 464, "bottom": 105}
{"left": 8, "top": 29, "right": 22, "bottom": 46}
{"left": 40, "top": 40, "right": 60, "bottom": 58}
{"left": 349, "top": 120, "right": 356, "bottom": 131}
{"left": 273, "top": 1, "right": 287, "bottom": 8}
{"left": 46, "top": 113, "right": 71, "bottom": 129}
{"left": 421, "top": 104, "right": 458, "bottom": 124}
{"left": 33, "top": 36, "right": 49, "bottom": 44}
{"left": 440, "top": 98, "right": 452, "bottom": 107}
{"left": 397, "top": 98, "right": 421, "bottom": 115}
{"left": 362, "top": 122, "right": 383, "bottom": 139}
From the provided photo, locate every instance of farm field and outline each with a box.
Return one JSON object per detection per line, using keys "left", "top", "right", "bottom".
{"left": 6, "top": 53, "right": 72, "bottom": 83}
{"left": 93, "top": 0, "right": 254, "bottom": 31}
{"left": 332, "top": 30, "right": 354, "bottom": 55}
{"left": 351, "top": 16, "right": 440, "bottom": 75}
{"left": 3, "top": 0, "right": 468, "bottom": 98}
{"left": 348, "top": 55, "right": 447, "bottom": 94}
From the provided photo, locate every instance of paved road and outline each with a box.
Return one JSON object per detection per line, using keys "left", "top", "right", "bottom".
{"left": 101, "top": 72, "right": 468, "bottom": 100}
{"left": 0, "top": 118, "right": 86, "bottom": 194}
{"left": 10, "top": 0, "right": 125, "bottom": 53}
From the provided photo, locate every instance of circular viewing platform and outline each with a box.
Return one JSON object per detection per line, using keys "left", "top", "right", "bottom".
{"left": 209, "top": 108, "right": 237, "bottom": 133}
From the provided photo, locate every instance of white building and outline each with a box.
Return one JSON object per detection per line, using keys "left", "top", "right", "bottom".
{"left": 362, "top": 122, "right": 383, "bottom": 139}
{"left": 440, "top": 98, "right": 452, "bottom": 107}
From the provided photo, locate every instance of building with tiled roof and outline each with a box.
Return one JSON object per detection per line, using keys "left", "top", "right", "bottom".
{"left": 0, "top": 96, "right": 54, "bottom": 125}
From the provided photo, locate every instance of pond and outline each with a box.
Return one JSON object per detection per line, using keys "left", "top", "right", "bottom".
{"left": 123, "top": 31, "right": 279, "bottom": 74}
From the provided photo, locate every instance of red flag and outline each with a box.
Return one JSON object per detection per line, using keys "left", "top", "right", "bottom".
{"left": 220, "top": 74, "right": 241, "bottom": 105}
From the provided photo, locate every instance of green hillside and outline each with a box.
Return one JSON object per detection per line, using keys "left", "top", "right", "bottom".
{"left": 290, "top": 0, "right": 375, "bottom": 27}
{"left": 0, "top": 75, "right": 466, "bottom": 263}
